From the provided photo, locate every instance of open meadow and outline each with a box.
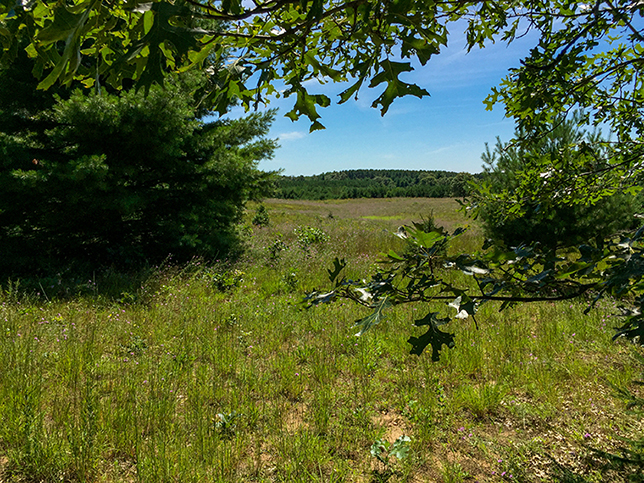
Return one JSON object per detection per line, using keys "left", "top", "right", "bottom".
{"left": 0, "top": 198, "right": 642, "bottom": 482}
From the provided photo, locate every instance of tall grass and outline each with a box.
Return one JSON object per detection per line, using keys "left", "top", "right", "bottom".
{"left": 0, "top": 198, "right": 641, "bottom": 482}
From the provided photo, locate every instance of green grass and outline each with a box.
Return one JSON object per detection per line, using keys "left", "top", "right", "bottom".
{"left": 0, "top": 197, "right": 642, "bottom": 482}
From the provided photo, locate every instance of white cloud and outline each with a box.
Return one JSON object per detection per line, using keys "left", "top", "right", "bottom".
{"left": 278, "top": 131, "right": 306, "bottom": 141}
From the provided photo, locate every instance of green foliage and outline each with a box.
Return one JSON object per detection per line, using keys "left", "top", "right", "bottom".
{"left": 456, "top": 382, "right": 505, "bottom": 419}
{"left": 252, "top": 204, "right": 270, "bottom": 227}
{"left": 408, "top": 311, "right": 455, "bottom": 361}
{"left": 593, "top": 353, "right": 644, "bottom": 477}
{"left": 266, "top": 236, "right": 289, "bottom": 261}
{"left": 0, "top": 0, "right": 461, "bottom": 128}
{"left": 7, "top": 0, "right": 636, "bottom": 135}
{"left": 306, "top": 225, "right": 473, "bottom": 358}
{"left": 1, "top": 2, "right": 643, "bottom": 182}
{"left": 280, "top": 271, "right": 299, "bottom": 292}
{"left": 306, "top": 219, "right": 644, "bottom": 359}
{"left": 294, "top": 226, "right": 329, "bottom": 251}
{"left": 370, "top": 435, "right": 412, "bottom": 466}
{"left": 6, "top": 5, "right": 644, "bottom": 345}
{"left": 0, "top": 74, "right": 277, "bottom": 274}
{"left": 256, "top": 1, "right": 644, "bottom": 370}
{"left": 473, "top": 116, "right": 641, "bottom": 251}
{"left": 354, "top": 297, "right": 392, "bottom": 337}
{"left": 211, "top": 268, "right": 246, "bottom": 292}
{"left": 485, "top": 4, "right": 644, "bottom": 204}
{"left": 440, "top": 461, "right": 470, "bottom": 483}
{"left": 213, "top": 411, "right": 240, "bottom": 439}
{"left": 276, "top": 170, "right": 477, "bottom": 200}
{"left": 4, "top": 0, "right": 644, "bottom": 476}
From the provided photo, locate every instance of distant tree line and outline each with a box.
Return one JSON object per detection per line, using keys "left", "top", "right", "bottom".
{"left": 274, "top": 170, "right": 479, "bottom": 200}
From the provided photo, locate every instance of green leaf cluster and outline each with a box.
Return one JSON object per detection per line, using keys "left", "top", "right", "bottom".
{"left": 0, "top": 67, "right": 277, "bottom": 274}
{"left": 370, "top": 435, "right": 411, "bottom": 466}
{"left": 473, "top": 114, "right": 642, "bottom": 252}
{"left": 306, "top": 214, "right": 644, "bottom": 358}
{"left": 0, "top": 0, "right": 503, "bottom": 128}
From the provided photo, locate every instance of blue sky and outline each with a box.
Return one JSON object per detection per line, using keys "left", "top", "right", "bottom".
{"left": 234, "top": 26, "right": 540, "bottom": 176}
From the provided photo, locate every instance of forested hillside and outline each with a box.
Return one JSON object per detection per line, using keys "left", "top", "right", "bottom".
{"left": 275, "top": 169, "right": 478, "bottom": 199}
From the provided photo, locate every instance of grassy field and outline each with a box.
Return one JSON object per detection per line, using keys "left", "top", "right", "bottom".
{"left": 0, "top": 198, "right": 642, "bottom": 482}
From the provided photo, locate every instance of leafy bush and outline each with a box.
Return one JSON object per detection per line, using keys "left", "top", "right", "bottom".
{"left": 266, "top": 237, "right": 288, "bottom": 260}
{"left": 473, "top": 116, "right": 641, "bottom": 251}
{"left": 0, "top": 72, "right": 277, "bottom": 274}
{"left": 295, "top": 226, "right": 329, "bottom": 251}
{"left": 252, "top": 204, "right": 270, "bottom": 227}
{"left": 211, "top": 269, "right": 245, "bottom": 292}
{"left": 280, "top": 271, "right": 299, "bottom": 292}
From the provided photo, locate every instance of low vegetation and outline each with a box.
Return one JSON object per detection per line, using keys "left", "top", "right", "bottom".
{"left": 0, "top": 198, "right": 642, "bottom": 482}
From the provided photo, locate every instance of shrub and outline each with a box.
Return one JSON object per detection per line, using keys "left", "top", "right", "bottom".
{"left": 267, "top": 237, "right": 288, "bottom": 260}
{"left": 252, "top": 205, "right": 270, "bottom": 227}
{"left": 212, "top": 269, "right": 245, "bottom": 291}
{"left": 294, "top": 226, "right": 329, "bottom": 251}
{"left": 473, "top": 115, "right": 640, "bottom": 251}
{"left": 0, "top": 74, "right": 277, "bottom": 274}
